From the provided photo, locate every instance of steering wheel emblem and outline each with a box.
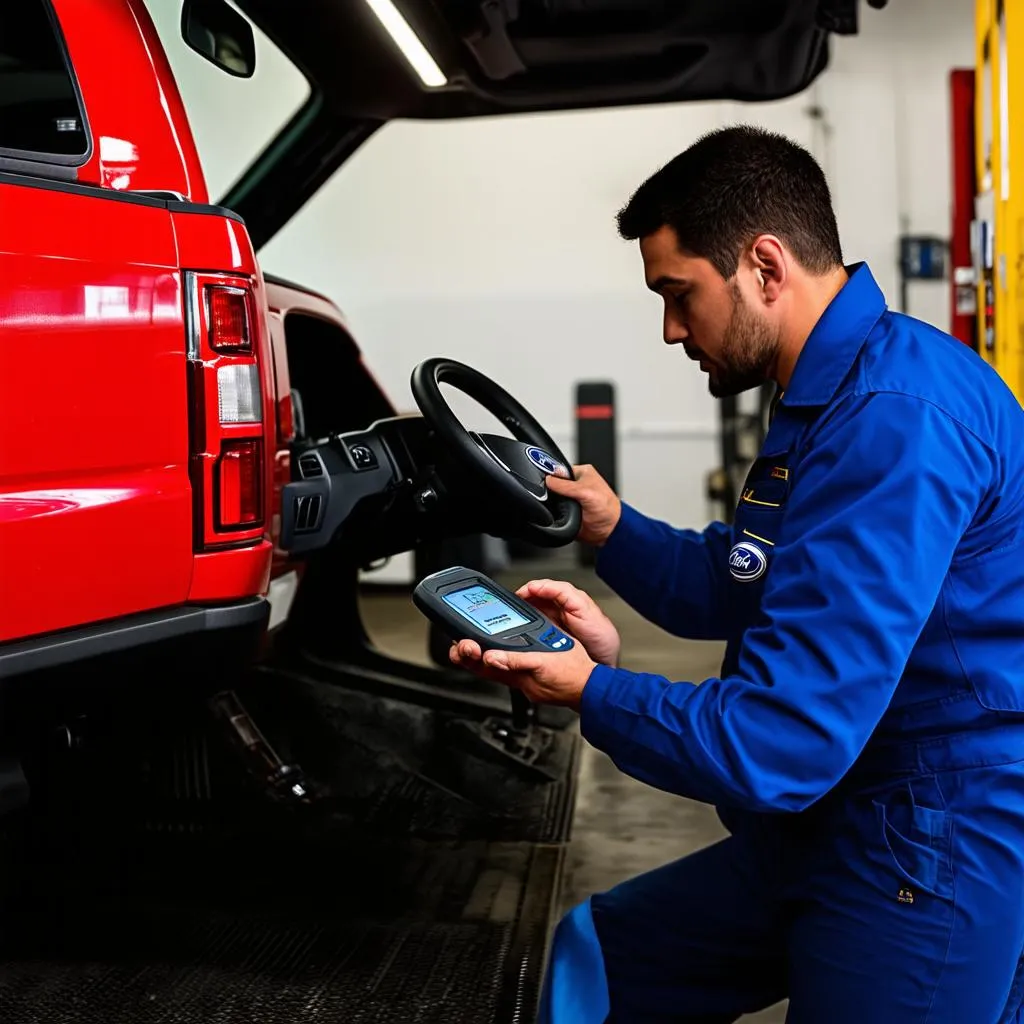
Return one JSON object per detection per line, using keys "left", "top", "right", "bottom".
{"left": 525, "top": 446, "right": 567, "bottom": 477}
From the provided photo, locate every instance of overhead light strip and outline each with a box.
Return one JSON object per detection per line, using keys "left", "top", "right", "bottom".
{"left": 364, "top": 0, "right": 448, "bottom": 88}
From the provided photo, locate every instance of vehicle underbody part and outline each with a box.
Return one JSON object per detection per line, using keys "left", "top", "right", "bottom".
{"left": 0, "top": 664, "right": 578, "bottom": 1022}
{"left": 0, "top": 757, "right": 28, "bottom": 817}
{"left": 209, "top": 688, "right": 314, "bottom": 804}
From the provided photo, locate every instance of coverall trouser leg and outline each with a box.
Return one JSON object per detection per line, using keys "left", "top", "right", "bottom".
{"left": 540, "top": 760, "right": 1024, "bottom": 1023}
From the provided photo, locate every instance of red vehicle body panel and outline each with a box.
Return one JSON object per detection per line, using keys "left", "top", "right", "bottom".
{"left": 0, "top": 184, "right": 192, "bottom": 644}
{"left": 190, "top": 545, "right": 272, "bottom": 603}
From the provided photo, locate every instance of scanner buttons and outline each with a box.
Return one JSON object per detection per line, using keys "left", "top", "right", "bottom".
{"left": 540, "top": 627, "right": 572, "bottom": 650}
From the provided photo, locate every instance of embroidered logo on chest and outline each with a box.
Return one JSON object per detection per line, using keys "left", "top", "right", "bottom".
{"left": 728, "top": 540, "right": 768, "bottom": 583}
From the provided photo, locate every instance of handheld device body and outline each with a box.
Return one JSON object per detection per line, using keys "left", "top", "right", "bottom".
{"left": 413, "top": 566, "right": 575, "bottom": 654}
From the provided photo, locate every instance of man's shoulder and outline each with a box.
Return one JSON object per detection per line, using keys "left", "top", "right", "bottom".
{"left": 852, "top": 310, "right": 1024, "bottom": 449}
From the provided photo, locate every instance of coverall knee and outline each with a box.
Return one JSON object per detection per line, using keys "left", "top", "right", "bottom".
{"left": 540, "top": 755, "right": 1024, "bottom": 1023}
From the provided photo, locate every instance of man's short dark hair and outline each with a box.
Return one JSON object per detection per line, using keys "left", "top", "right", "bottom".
{"left": 617, "top": 125, "right": 843, "bottom": 278}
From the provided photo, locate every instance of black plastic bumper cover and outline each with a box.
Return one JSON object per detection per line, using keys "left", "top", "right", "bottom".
{"left": 0, "top": 598, "right": 269, "bottom": 680}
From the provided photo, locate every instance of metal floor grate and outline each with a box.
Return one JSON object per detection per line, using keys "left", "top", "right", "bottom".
{"left": 0, "top": 836, "right": 561, "bottom": 1024}
{"left": 0, "top": 670, "right": 577, "bottom": 1022}
{"left": 0, "top": 915, "right": 512, "bottom": 1023}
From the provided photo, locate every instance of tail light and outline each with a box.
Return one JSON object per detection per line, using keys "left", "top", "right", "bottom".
{"left": 185, "top": 272, "right": 268, "bottom": 548}
{"left": 217, "top": 440, "right": 263, "bottom": 528}
{"left": 217, "top": 364, "right": 262, "bottom": 423}
{"left": 207, "top": 286, "right": 251, "bottom": 353}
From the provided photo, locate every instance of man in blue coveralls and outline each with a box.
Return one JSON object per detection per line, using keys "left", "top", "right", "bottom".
{"left": 451, "top": 127, "right": 1024, "bottom": 1022}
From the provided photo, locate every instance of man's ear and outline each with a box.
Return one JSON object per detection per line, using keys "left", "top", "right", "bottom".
{"left": 749, "top": 235, "right": 787, "bottom": 304}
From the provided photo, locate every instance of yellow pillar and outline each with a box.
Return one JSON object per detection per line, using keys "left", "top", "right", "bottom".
{"left": 976, "top": 0, "right": 1024, "bottom": 402}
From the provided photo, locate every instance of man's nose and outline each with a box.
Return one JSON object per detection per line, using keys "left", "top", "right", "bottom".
{"left": 663, "top": 310, "right": 689, "bottom": 345}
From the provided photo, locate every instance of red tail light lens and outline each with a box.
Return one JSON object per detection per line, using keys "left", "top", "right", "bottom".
{"left": 207, "top": 285, "right": 251, "bottom": 353}
{"left": 216, "top": 440, "right": 263, "bottom": 529}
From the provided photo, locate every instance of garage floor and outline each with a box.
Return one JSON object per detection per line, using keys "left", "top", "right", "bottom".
{"left": 361, "top": 551, "right": 788, "bottom": 1023}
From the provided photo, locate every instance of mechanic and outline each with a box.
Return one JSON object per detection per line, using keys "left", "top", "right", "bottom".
{"left": 451, "top": 126, "right": 1024, "bottom": 1022}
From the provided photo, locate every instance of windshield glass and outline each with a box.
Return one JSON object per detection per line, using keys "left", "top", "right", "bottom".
{"left": 141, "top": 0, "right": 310, "bottom": 202}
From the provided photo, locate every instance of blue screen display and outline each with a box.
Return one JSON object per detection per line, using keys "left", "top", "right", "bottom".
{"left": 442, "top": 585, "right": 531, "bottom": 636}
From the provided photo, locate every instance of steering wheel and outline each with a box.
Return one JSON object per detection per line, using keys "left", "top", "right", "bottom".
{"left": 410, "top": 358, "right": 581, "bottom": 547}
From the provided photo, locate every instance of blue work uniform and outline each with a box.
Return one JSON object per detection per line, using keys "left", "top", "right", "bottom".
{"left": 541, "top": 264, "right": 1024, "bottom": 1023}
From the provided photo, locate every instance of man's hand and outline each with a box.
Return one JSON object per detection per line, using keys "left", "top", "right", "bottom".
{"left": 450, "top": 638, "right": 596, "bottom": 711}
{"left": 546, "top": 464, "right": 621, "bottom": 546}
{"left": 514, "top": 579, "right": 621, "bottom": 667}
{"left": 449, "top": 578, "right": 617, "bottom": 709}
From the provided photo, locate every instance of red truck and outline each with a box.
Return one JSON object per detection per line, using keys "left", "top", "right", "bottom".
{"left": 0, "top": 0, "right": 400, "bottom": 675}
{"left": 0, "top": 2, "right": 869, "bottom": 1021}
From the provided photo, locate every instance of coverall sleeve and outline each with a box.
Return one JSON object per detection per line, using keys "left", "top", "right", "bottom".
{"left": 596, "top": 503, "right": 735, "bottom": 640}
{"left": 580, "top": 393, "right": 992, "bottom": 812}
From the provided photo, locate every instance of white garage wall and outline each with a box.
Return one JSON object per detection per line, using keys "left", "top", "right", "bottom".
{"left": 824, "top": 0, "right": 975, "bottom": 333}
{"left": 151, "top": 0, "right": 974, "bottom": 532}
{"left": 258, "top": 95, "right": 817, "bottom": 530}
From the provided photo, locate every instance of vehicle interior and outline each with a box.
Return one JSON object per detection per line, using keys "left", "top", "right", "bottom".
{"left": 0, "top": 3, "right": 878, "bottom": 1020}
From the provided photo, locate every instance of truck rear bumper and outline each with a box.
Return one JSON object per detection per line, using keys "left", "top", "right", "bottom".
{"left": 0, "top": 598, "right": 269, "bottom": 680}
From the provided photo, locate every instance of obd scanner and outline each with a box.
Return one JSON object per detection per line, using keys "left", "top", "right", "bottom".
{"left": 413, "top": 566, "right": 574, "bottom": 781}
{"left": 413, "top": 566, "right": 575, "bottom": 658}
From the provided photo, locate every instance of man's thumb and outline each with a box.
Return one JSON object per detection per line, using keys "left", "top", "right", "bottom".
{"left": 484, "top": 650, "right": 541, "bottom": 673}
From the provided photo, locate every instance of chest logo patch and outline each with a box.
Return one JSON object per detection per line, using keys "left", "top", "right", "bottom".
{"left": 729, "top": 541, "right": 768, "bottom": 583}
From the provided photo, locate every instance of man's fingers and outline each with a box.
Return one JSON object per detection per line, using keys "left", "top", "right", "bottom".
{"left": 547, "top": 463, "right": 593, "bottom": 485}
{"left": 516, "top": 580, "right": 566, "bottom": 621}
{"left": 516, "top": 578, "right": 555, "bottom": 599}
{"left": 518, "top": 578, "right": 589, "bottom": 615}
{"left": 526, "top": 579, "right": 581, "bottom": 604}
{"left": 482, "top": 650, "right": 545, "bottom": 674}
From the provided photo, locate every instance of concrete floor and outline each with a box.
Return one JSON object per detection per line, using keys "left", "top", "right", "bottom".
{"left": 360, "top": 553, "right": 787, "bottom": 1023}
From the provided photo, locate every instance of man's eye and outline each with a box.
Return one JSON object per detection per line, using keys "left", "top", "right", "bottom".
{"left": 673, "top": 292, "right": 689, "bottom": 307}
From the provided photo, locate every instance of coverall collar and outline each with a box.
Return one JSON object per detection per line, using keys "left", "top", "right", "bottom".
{"left": 780, "top": 262, "right": 886, "bottom": 408}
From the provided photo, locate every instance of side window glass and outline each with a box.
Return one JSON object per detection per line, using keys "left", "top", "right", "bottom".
{"left": 0, "top": 1, "right": 88, "bottom": 160}
{"left": 143, "top": 0, "right": 311, "bottom": 202}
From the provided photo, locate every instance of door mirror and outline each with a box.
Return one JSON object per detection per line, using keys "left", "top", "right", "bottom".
{"left": 181, "top": 0, "right": 256, "bottom": 78}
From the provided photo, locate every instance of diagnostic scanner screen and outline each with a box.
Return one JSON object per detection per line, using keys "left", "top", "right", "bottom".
{"left": 442, "top": 585, "right": 531, "bottom": 636}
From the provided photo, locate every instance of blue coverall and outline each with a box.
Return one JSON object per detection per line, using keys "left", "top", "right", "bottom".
{"left": 541, "top": 264, "right": 1024, "bottom": 1023}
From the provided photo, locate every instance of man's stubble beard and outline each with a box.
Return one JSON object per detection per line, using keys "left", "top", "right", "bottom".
{"left": 707, "top": 281, "right": 780, "bottom": 399}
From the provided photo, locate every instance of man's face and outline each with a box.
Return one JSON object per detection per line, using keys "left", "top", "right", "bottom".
{"left": 640, "top": 225, "right": 780, "bottom": 398}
